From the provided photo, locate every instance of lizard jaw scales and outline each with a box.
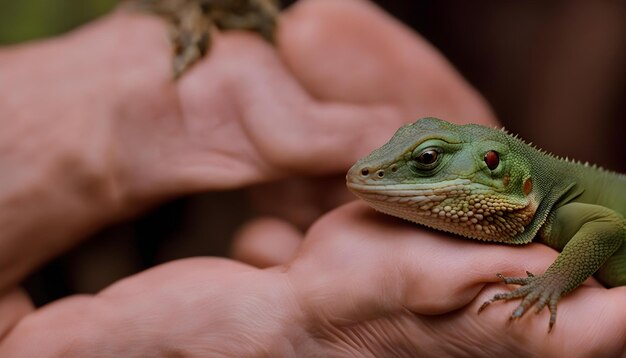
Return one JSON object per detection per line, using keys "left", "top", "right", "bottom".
{"left": 347, "top": 179, "right": 534, "bottom": 243}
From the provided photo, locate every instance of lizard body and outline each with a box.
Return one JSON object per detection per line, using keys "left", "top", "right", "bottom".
{"left": 346, "top": 117, "right": 626, "bottom": 330}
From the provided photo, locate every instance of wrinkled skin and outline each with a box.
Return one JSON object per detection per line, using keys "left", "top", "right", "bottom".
{"left": 3, "top": 204, "right": 626, "bottom": 356}
{"left": 1, "top": 0, "right": 625, "bottom": 356}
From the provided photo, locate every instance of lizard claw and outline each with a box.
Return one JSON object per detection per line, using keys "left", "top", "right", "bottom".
{"left": 477, "top": 299, "right": 493, "bottom": 313}
{"left": 128, "top": 0, "right": 279, "bottom": 78}
{"left": 479, "top": 271, "right": 564, "bottom": 332}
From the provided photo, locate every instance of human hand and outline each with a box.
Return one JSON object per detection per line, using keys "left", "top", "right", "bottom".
{"left": 0, "top": 0, "right": 494, "bottom": 290}
{"left": 116, "top": 0, "right": 496, "bottom": 198}
{"left": 2, "top": 202, "right": 624, "bottom": 356}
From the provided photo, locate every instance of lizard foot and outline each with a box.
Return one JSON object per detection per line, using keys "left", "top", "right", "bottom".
{"left": 127, "top": 0, "right": 279, "bottom": 78}
{"left": 478, "top": 271, "right": 565, "bottom": 332}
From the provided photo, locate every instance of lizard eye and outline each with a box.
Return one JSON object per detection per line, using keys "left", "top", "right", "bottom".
{"left": 414, "top": 148, "right": 440, "bottom": 166}
{"left": 484, "top": 150, "right": 500, "bottom": 170}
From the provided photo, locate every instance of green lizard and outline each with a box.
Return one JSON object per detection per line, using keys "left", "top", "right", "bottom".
{"left": 346, "top": 117, "right": 626, "bottom": 331}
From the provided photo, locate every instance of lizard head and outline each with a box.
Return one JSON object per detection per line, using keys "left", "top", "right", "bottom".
{"left": 346, "top": 117, "right": 537, "bottom": 243}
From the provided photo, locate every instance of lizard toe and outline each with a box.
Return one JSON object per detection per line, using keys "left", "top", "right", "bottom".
{"left": 496, "top": 272, "right": 535, "bottom": 286}
{"left": 511, "top": 289, "right": 542, "bottom": 319}
{"left": 480, "top": 272, "right": 566, "bottom": 331}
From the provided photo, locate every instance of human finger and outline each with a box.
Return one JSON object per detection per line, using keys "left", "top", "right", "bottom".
{"left": 286, "top": 202, "right": 626, "bottom": 355}
{"left": 279, "top": 0, "right": 495, "bottom": 123}
{"left": 231, "top": 217, "right": 303, "bottom": 267}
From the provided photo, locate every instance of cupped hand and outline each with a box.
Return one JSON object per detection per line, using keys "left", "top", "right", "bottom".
{"left": 3, "top": 203, "right": 624, "bottom": 357}
{"left": 286, "top": 203, "right": 626, "bottom": 356}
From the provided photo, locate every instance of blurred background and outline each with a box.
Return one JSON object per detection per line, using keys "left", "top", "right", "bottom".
{"left": 1, "top": 0, "right": 624, "bottom": 305}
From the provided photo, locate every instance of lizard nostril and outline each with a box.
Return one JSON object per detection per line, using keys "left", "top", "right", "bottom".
{"left": 376, "top": 170, "right": 385, "bottom": 178}
{"left": 360, "top": 168, "right": 370, "bottom": 176}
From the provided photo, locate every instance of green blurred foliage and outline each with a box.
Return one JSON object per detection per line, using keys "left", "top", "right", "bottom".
{"left": 0, "top": 0, "right": 118, "bottom": 45}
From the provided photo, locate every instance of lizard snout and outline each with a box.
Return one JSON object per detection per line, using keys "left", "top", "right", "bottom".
{"left": 346, "top": 163, "right": 376, "bottom": 185}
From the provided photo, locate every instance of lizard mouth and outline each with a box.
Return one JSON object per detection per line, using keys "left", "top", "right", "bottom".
{"left": 346, "top": 179, "right": 472, "bottom": 203}
{"left": 346, "top": 178, "right": 534, "bottom": 243}
{"left": 346, "top": 179, "right": 474, "bottom": 226}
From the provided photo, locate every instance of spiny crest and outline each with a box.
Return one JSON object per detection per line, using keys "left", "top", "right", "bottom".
{"left": 502, "top": 129, "right": 551, "bottom": 156}
{"left": 501, "top": 126, "right": 621, "bottom": 176}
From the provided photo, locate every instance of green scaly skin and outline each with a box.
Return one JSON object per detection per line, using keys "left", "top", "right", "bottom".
{"left": 346, "top": 117, "right": 626, "bottom": 331}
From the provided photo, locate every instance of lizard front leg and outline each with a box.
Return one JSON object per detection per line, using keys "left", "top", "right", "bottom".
{"left": 479, "top": 203, "right": 626, "bottom": 331}
{"left": 208, "top": 0, "right": 279, "bottom": 43}
{"left": 127, "top": 0, "right": 279, "bottom": 78}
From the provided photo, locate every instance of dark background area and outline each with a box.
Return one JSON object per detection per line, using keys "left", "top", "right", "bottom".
{"left": 1, "top": 0, "right": 624, "bottom": 306}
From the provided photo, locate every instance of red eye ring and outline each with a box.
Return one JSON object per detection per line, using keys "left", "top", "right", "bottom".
{"left": 484, "top": 150, "right": 499, "bottom": 170}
